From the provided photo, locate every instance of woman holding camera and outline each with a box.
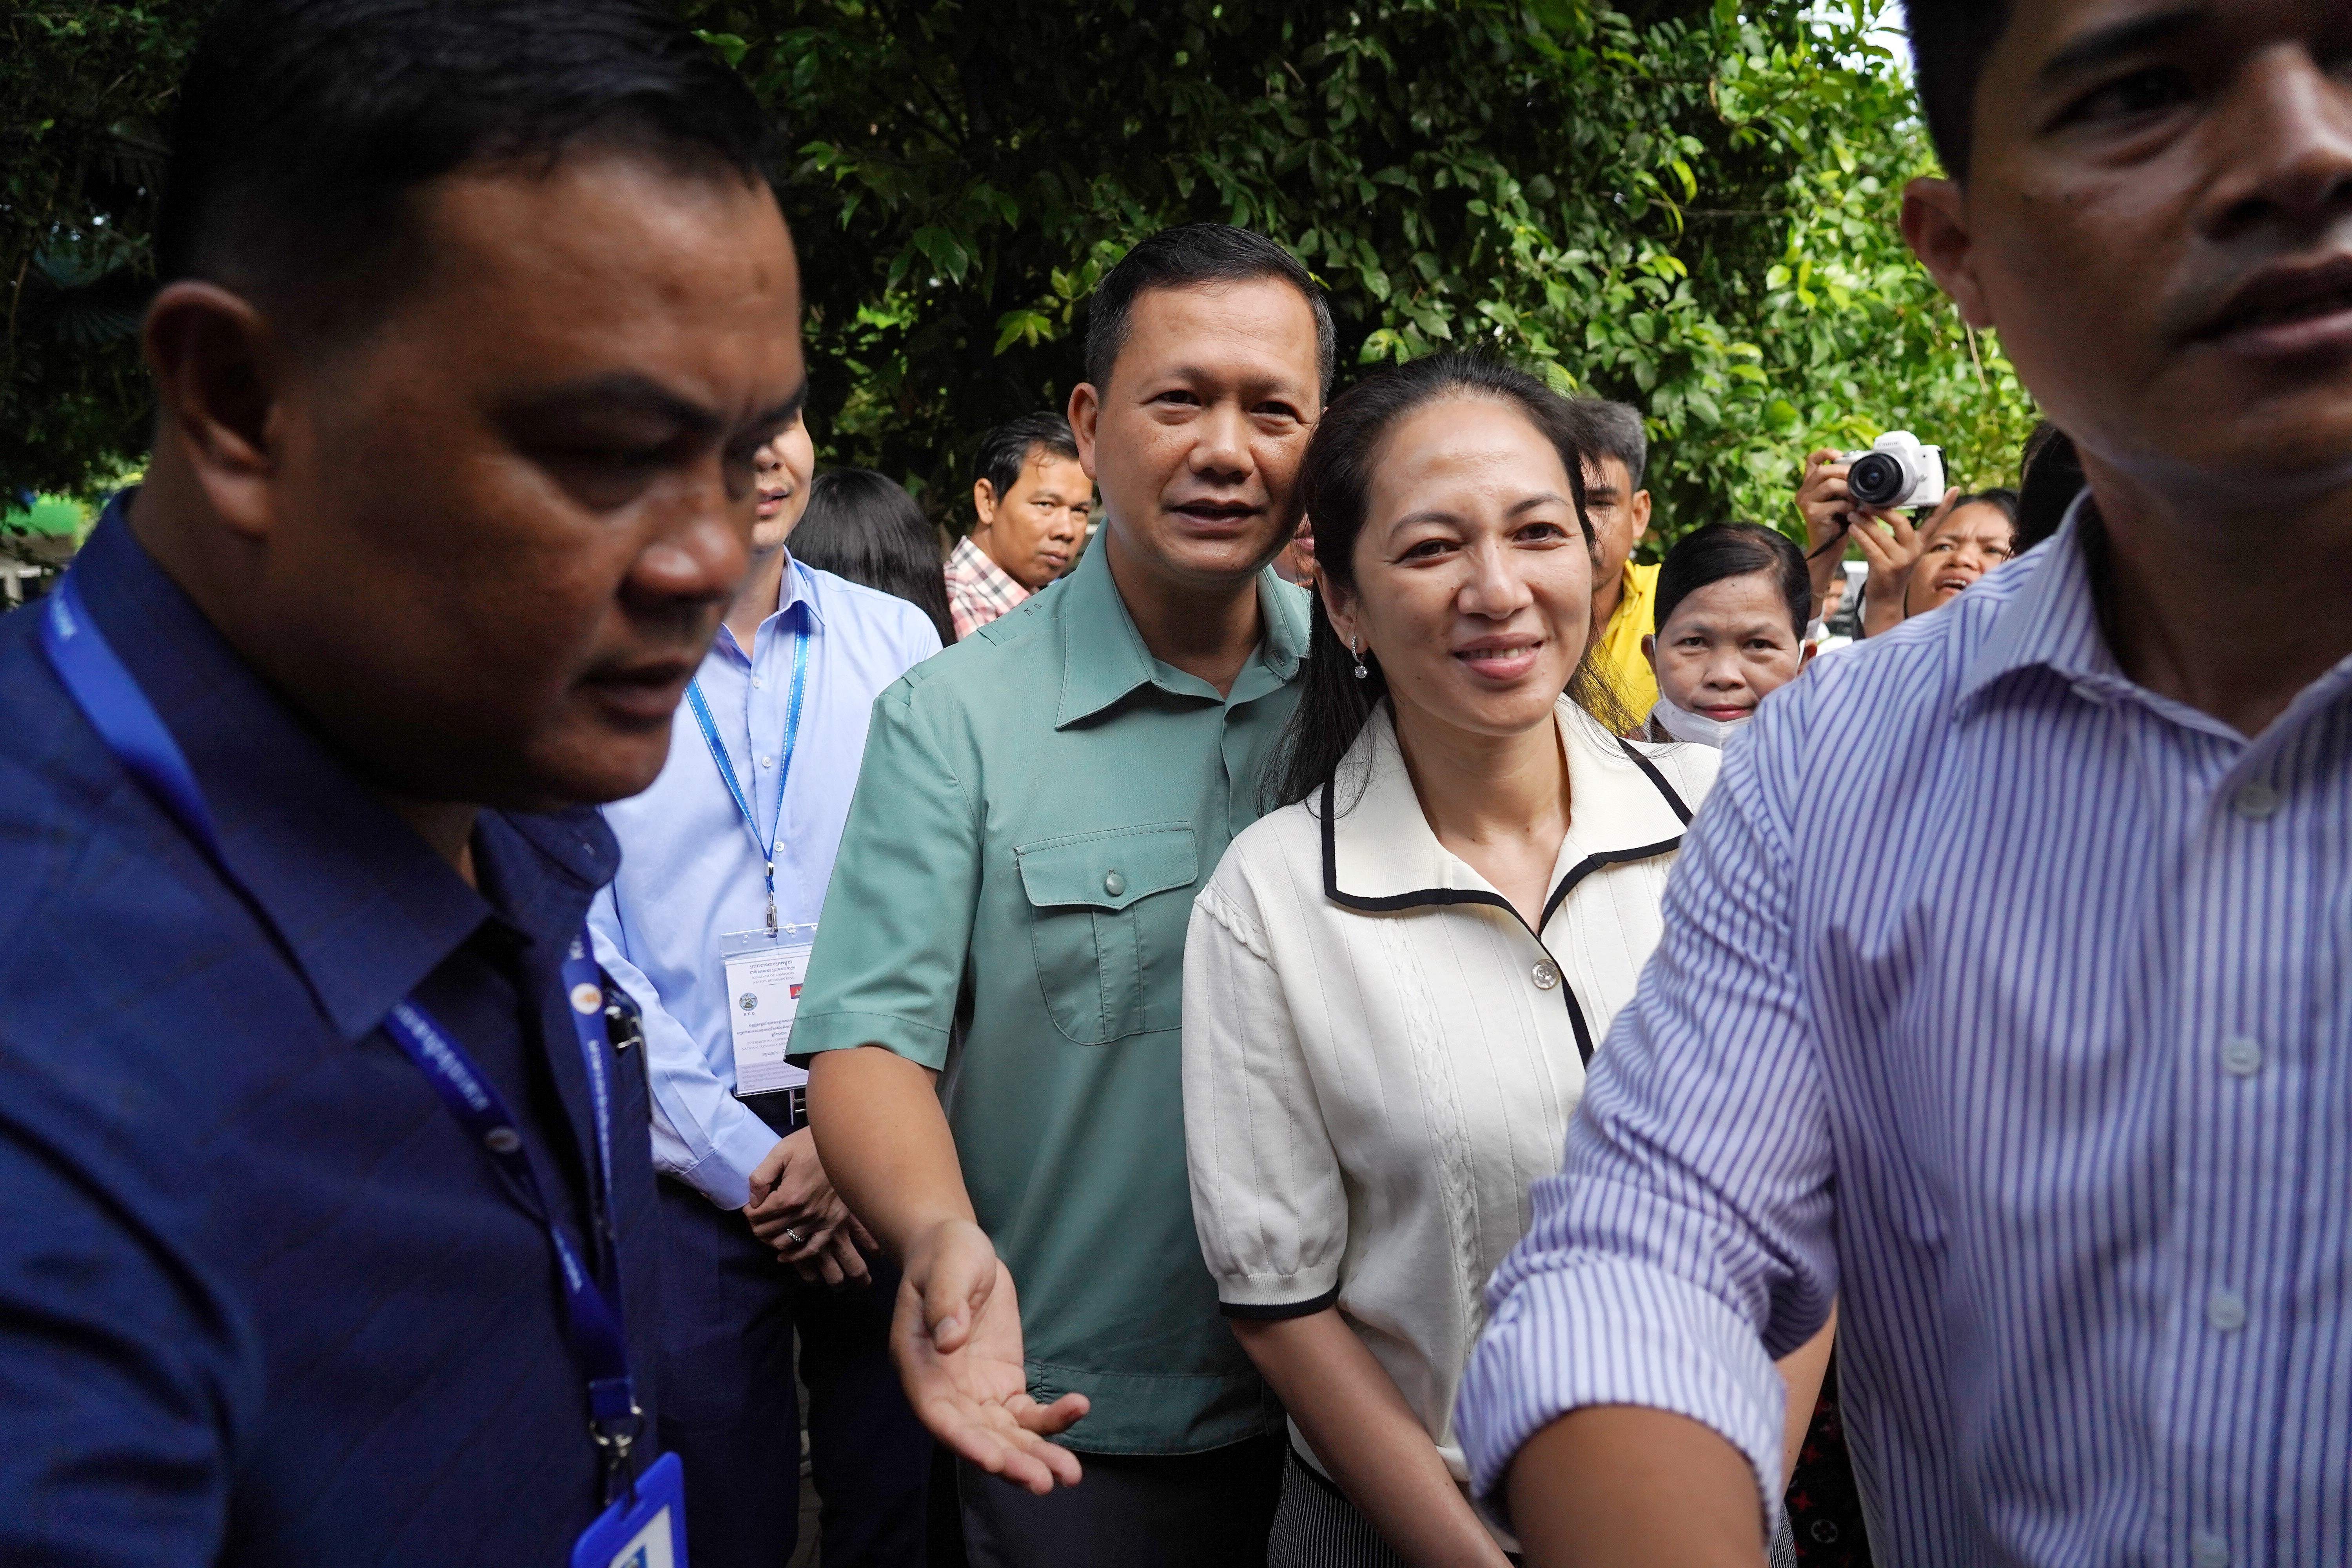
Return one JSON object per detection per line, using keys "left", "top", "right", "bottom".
{"left": 1180, "top": 356, "right": 1828, "bottom": 1566}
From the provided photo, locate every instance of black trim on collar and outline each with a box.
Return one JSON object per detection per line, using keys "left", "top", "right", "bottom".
{"left": 1320, "top": 778, "right": 1526, "bottom": 919}
{"left": 1221, "top": 1283, "right": 1341, "bottom": 1320}
{"left": 1538, "top": 836, "right": 1689, "bottom": 930}
{"left": 1616, "top": 739, "right": 1694, "bottom": 824}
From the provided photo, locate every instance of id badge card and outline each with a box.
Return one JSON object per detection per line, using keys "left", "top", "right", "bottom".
{"left": 572, "top": 1450, "right": 688, "bottom": 1568}
{"left": 720, "top": 924, "right": 815, "bottom": 1096}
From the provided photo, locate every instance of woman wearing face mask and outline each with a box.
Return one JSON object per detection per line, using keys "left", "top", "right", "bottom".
{"left": 1180, "top": 357, "right": 1830, "bottom": 1567}
{"left": 1641, "top": 523, "right": 1815, "bottom": 747}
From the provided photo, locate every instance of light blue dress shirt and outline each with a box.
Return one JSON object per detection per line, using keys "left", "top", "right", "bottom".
{"left": 590, "top": 556, "right": 939, "bottom": 1208}
{"left": 1457, "top": 501, "right": 2352, "bottom": 1564}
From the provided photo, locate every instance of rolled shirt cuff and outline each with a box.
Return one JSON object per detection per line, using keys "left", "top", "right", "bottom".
{"left": 1214, "top": 1262, "right": 1342, "bottom": 1320}
{"left": 1454, "top": 1256, "right": 1787, "bottom": 1541}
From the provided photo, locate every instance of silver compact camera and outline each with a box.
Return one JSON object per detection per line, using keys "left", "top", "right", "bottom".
{"left": 1838, "top": 430, "right": 1946, "bottom": 511}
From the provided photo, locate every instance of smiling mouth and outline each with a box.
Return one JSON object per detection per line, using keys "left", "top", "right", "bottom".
{"left": 1454, "top": 639, "right": 1542, "bottom": 678}
{"left": 2195, "top": 254, "right": 2352, "bottom": 355}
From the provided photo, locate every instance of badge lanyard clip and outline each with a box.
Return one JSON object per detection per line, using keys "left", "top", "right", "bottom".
{"left": 684, "top": 617, "right": 809, "bottom": 936}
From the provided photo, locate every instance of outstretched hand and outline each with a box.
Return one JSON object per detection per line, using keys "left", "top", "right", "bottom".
{"left": 894, "top": 1219, "right": 1090, "bottom": 1495}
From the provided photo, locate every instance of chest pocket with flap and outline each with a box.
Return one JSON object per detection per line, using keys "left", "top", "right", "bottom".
{"left": 1014, "top": 823, "right": 1200, "bottom": 1045}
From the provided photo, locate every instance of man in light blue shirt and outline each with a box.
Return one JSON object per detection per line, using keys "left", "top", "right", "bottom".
{"left": 591, "top": 413, "right": 941, "bottom": 1568}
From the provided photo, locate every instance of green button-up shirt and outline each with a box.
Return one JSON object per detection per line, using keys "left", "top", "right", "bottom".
{"left": 792, "top": 539, "right": 1309, "bottom": 1454}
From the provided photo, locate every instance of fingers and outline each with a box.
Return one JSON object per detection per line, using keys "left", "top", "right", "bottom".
{"left": 828, "top": 1229, "right": 872, "bottom": 1287}
{"left": 848, "top": 1214, "right": 880, "bottom": 1254}
{"left": 744, "top": 1134, "right": 796, "bottom": 1206}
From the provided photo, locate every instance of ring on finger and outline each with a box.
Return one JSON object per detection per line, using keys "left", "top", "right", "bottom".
{"left": 784, "top": 1227, "right": 806, "bottom": 1245}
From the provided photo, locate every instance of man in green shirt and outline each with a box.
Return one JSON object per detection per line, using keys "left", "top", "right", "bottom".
{"left": 793, "top": 225, "right": 1328, "bottom": 1566}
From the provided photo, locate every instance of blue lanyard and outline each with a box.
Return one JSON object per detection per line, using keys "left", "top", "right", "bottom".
{"left": 38, "top": 572, "right": 644, "bottom": 1495}
{"left": 684, "top": 608, "right": 809, "bottom": 934}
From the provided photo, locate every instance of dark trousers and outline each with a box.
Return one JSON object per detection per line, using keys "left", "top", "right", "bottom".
{"left": 957, "top": 1432, "right": 1284, "bottom": 1568}
{"left": 654, "top": 1175, "right": 936, "bottom": 1568}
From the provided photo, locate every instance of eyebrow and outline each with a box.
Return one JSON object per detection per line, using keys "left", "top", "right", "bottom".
{"left": 514, "top": 372, "right": 806, "bottom": 436}
{"left": 2038, "top": 5, "right": 2206, "bottom": 86}
{"left": 1390, "top": 494, "right": 1572, "bottom": 530}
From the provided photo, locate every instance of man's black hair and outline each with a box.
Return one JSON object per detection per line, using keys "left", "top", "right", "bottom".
{"left": 1902, "top": 0, "right": 2016, "bottom": 182}
{"left": 159, "top": 0, "right": 772, "bottom": 325}
{"left": 972, "top": 412, "right": 1080, "bottom": 510}
{"left": 1568, "top": 398, "right": 1648, "bottom": 491}
{"left": 1083, "top": 224, "right": 1335, "bottom": 399}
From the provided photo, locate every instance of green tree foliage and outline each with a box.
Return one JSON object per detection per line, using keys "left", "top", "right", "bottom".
{"left": 693, "top": 0, "right": 2036, "bottom": 542}
{"left": 4, "top": 0, "right": 2035, "bottom": 549}
{"left": 2, "top": 5, "right": 196, "bottom": 500}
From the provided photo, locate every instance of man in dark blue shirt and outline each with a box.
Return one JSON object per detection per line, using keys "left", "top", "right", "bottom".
{"left": 0, "top": 2, "right": 806, "bottom": 1561}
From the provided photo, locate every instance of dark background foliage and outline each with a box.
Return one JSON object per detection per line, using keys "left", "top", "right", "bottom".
{"left": 3, "top": 0, "right": 2034, "bottom": 549}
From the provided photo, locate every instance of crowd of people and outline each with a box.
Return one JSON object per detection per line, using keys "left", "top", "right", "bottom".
{"left": 5, "top": 1, "right": 2350, "bottom": 1567}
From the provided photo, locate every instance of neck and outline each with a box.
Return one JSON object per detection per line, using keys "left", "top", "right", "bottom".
{"left": 1102, "top": 523, "right": 1263, "bottom": 696}
{"left": 725, "top": 545, "right": 789, "bottom": 652}
{"left": 970, "top": 523, "right": 1013, "bottom": 577}
{"left": 2083, "top": 461, "right": 2352, "bottom": 737}
{"left": 1391, "top": 698, "right": 1569, "bottom": 849}
{"left": 1592, "top": 562, "right": 1626, "bottom": 632}
{"left": 383, "top": 795, "right": 481, "bottom": 885}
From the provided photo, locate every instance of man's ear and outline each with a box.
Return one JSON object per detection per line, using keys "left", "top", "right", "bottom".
{"left": 1901, "top": 176, "right": 1996, "bottom": 330}
{"left": 1632, "top": 488, "right": 1654, "bottom": 541}
{"left": 1066, "top": 382, "right": 1101, "bottom": 481}
{"left": 1801, "top": 641, "right": 1818, "bottom": 667}
{"left": 143, "top": 280, "right": 285, "bottom": 542}
{"left": 972, "top": 477, "right": 999, "bottom": 529}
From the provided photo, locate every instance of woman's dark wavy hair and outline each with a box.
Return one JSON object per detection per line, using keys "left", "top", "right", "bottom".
{"left": 1273, "top": 353, "right": 1639, "bottom": 810}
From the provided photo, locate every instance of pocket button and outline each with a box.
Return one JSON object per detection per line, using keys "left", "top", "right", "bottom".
{"left": 1103, "top": 869, "right": 1126, "bottom": 897}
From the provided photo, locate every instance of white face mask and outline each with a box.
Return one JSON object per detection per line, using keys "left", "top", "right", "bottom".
{"left": 1649, "top": 695, "right": 1753, "bottom": 748}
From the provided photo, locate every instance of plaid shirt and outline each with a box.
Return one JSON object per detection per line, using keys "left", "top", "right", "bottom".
{"left": 944, "top": 534, "right": 1031, "bottom": 640}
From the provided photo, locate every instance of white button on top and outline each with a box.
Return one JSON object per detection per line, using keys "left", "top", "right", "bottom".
{"left": 2232, "top": 782, "right": 2279, "bottom": 820}
{"left": 751, "top": 675, "right": 765, "bottom": 689}
{"left": 485, "top": 1127, "right": 523, "bottom": 1155}
{"left": 2221, "top": 1036, "right": 2264, "bottom": 1077}
{"left": 759, "top": 755, "right": 775, "bottom": 769}
{"left": 1531, "top": 959, "right": 1562, "bottom": 991}
{"left": 2191, "top": 1530, "right": 2230, "bottom": 1568}
{"left": 2206, "top": 1288, "right": 2247, "bottom": 1333}
{"left": 1103, "top": 870, "right": 1126, "bottom": 897}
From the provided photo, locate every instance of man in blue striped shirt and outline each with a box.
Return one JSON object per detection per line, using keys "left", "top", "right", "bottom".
{"left": 1458, "top": 2, "right": 2352, "bottom": 1563}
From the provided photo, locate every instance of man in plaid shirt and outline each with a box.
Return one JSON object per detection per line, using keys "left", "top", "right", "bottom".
{"left": 947, "top": 412, "right": 1093, "bottom": 638}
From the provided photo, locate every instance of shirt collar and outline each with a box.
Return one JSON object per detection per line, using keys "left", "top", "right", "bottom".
{"left": 718, "top": 553, "right": 825, "bottom": 663}
{"left": 1321, "top": 697, "right": 1692, "bottom": 926}
{"left": 949, "top": 534, "right": 1025, "bottom": 593}
{"left": 1955, "top": 494, "right": 2127, "bottom": 717}
{"left": 1053, "top": 535, "right": 1311, "bottom": 728}
{"left": 70, "top": 496, "right": 618, "bottom": 1042}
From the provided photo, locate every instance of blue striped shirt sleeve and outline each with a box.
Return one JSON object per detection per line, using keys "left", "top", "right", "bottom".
{"left": 1456, "top": 708, "right": 1839, "bottom": 1534}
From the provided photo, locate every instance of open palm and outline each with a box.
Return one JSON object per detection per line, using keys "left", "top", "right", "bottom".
{"left": 893, "top": 1224, "right": 1090, "bottom": 1495}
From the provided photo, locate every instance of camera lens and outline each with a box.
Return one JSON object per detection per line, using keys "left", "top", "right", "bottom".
{"left": 1847, "top": 450, "right": 1909, "bottom": 508}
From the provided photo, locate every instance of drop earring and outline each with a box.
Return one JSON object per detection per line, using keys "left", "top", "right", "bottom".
{"left": 1350, "top": 635, "right": 1368, "bottom": 680}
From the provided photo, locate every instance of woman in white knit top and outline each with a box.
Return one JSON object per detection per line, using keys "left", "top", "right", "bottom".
{"left": 1181, "top": 356, "right": 1829, "bottom": 1566}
